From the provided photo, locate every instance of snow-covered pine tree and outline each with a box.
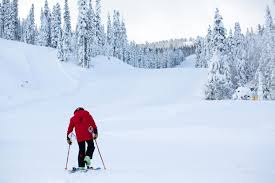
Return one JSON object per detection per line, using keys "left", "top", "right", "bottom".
{"left": 64, "top": 0, "right": 71, "bottom": 34}
{"left": 205, "top": 8, "right": 233, "bottom": 100}
{"left": 205, "top": 51, "right": 233, "bottom": 100}
{"left": 113, "top": 10, "right": 122, "bottom": 59}
{"left": 106, "top": 12, "right": 114, "bottom": 57}
{"left": 3, "top": 0, "right": 17, "bottom": 40}
{"left": 38, "top": 8, "right": 43, "bottom": 45}
{"left": 195, "top": 36, "right": 203, "bottom": 68}
{"left": 226, "top": 29, "right": 238, "bottom": 89}
{"left": 62, "top": 0, "right": 72, "bottom": 62}
{"left": 256, "top": 6, "right": 274, "bottom": 100}
{"left": 86, "top": 0, "right": 97, "bottom": 58}
{"left": 3, "top": 0, "right": 14, "bottom": 40}
{"left": 39, "top": 13, "right": 50, "bottom": 46}
{"left": 258, "top": 72, "right": 264, "bottom": 100}
{"left": 205, "top": 25, "right": 213, "bottom": 67}
{"left": 76, "top": 0, "right": 90, "bottom": 68}
{"left": 269, "top": 4, "right": 275, "bottom": 100}
{"left": 51, "top": 3, "right": 61, "bottom": 48}
{"left": 100, "top": 24, "right": 107, "bottom": 55}
{"left": 211, "top": 8, "right": 226, "bottom": 52}
{"left": 129, "top": 43, "right": 136, "bottom": 67}
{"left": 12, "top": 0, "right": 19, "bottom": 40}
{"left": 40, "top": 7, "right": 44, "bottom": 25}
{"left": 57, "top": 30, "right": 64, "bottom": 62}
{"left": 121, "top": 19, "right": 128, "bottom": 62}
{"left": 95, "top": 0, "right": 104, "bottom": 54}
{"left": 233, "top": 22, "right": 249, "bottom": 87}
{"left": 20, "top": 18, "right": 26, "bottom": 42}
{"left": 257, "top": 24, "right": 264, "bottom": 36}
{"left": 42, "top": 0, "right": 52, "bottom": 47}
{"left": 199, "top": 39, "right": 208, "bottom": 68}
{"left": 34, "top": 24, "right": 39, "bottom": 44}
{"left": 270, "top": 59, "right": 275, "bottom": 100}
{"left": 244, "top": 28, "right": 257, "bottom": 84}
{"left": 24, "top": 4, "right": 35, "bottom": 44}
{"left": 0, "top": 2, "right": 3, "bottom": 38}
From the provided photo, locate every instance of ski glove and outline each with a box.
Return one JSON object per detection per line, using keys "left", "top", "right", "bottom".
{"left": 93, "top": 128, "right": 98, "bottom": 139}
{"left": 67, "top": 136, "right": 72, "bottom": 145}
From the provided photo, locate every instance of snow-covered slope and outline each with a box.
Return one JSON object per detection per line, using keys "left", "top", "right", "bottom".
{"left": 0, "top": 39, "right": 76, "bottom": 111}
{"left": 0, "top": 39, "right": 274, "bottom": 183}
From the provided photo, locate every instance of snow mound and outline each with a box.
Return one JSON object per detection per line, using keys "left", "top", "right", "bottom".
{"left": 0, "top": 39, "right": 133, "bottom": 110}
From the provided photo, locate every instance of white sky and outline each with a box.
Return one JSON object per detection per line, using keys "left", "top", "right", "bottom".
{"left": 17, "top": 0, "right": 275, "bottom": 43}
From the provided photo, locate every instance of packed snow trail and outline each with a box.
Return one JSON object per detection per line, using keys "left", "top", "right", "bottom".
{"left": 0, "top": 39, "right": 274, "bottom": 183}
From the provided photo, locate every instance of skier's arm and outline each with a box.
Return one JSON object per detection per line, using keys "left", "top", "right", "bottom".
{"left": 88, "top": 113, "right": 98, "bottom": 135}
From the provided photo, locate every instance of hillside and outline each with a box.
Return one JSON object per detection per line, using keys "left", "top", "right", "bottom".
{"left": 0, "top": 39, "right": 274, "bottom": 183}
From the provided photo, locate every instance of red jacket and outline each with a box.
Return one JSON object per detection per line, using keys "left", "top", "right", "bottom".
{"left": 67, "top": 110, "right": 97, "bottom": 142}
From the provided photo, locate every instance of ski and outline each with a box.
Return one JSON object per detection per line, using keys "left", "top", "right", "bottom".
{"left": 68, "top": 167, "right": 87, "bottom": 173}
{"left": 88, "top": 167, "right": 101, "bottom": 171}
{"left": 68, "top": 167, "right": 101, "bottom": 173}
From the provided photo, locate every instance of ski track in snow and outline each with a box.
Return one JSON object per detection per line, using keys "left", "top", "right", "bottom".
{"left": 0, "top": 39, "right": 275, "bottom": 183}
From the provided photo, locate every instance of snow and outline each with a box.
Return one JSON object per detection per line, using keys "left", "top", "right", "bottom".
{"left": 178, "top": 54, "right": 196, "bottom": 68}
{"left": 0, "top": 38, "right": 275, "bottom": 183}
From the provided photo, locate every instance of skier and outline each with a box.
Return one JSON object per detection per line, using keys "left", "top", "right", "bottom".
{"left": 67, "top": 107, "right": 98, "bottom": 170}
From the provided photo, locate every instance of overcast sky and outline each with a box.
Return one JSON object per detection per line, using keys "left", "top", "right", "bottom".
{"left": 18, "top": 0, "right": 275, "bottom": 43}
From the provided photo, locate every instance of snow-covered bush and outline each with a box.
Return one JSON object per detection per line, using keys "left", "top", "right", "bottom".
{"left": 232, "top": 87, "right": 252, "bottom": 100}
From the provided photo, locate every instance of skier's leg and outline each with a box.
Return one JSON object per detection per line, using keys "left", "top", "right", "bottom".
{"left": 77, "top": 141, "right": 86, "bottom": 168}
{"left": 86, "top": 139, "right": 95, "bottom": 159}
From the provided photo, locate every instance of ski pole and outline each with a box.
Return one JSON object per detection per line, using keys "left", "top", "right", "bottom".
{"left": 65, "top": 144, "right": 71, "bottom": 170}
{"left": 94, "top": 139, "right": 106, "bottom": 170}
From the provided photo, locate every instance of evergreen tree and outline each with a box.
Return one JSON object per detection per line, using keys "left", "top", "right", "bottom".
{"left": 100, "top": 24, "right": 107, "bottom": 55}
{"left": 233, "top": 22, "right": 249, "bottom": 87}
{"left": 57, "top": 30, "right": 64, "bottom": 62}
{"left": 95, "top": 0, "right": 104, "bottom": 53}
{"left": 256, "top": 6, "right": 274, "bottom": 100}
{"left": 195, "top": 37, "right": 204, "bottom": 68}
{"left": 63, "top": 0, "right": 71, "bottom": 34}
{"left": 42, "top": 0, "right": 51, "bottom": 47}
{"left": 12, "top": 0, "right": 19, "bottom": 40}
{"left": 205, "top": 25, "right": 213, "bottom": 67}
{"left": 24, "top": 4, "right": 35, "bottom": 44}
{"left": 76, "top": 0, "right": 90, "bottom": 68}
{"left": 121, "top": 19, "right": 128, "bottom": 61}
{"left": 205, "top": 9, "right": 233, "bottom": 100}
{"left": 0, "top": 2, "right": 3, "bottom": 38}
{"left": 39, "top": 13, "right": 50, "bottom": 46}
{"left": 226, "top": 29, "right": 238, "bottom": 88}
{"left": 211, "top": 8, "right": 226, "bottom": 52}
{"left": 40, "top": 7, "right": 44, "bottom": 25}
{"left": 106, "top": 12, "right": 114, "bottom": 57}
{"left": 258, "top": 72, "right": 264, "bottom": 100}
{"left": 34, "top": 24, "right": 39, "bottom": 44}
{"left": 113, "top": 10, "right": 123, "bottom": 59}
{"left": 3, "top": 0, "right": 14, "bottom": 40}
{"left": 51, "top": 3, "right": 61, "bottom": 48}
{"left": 4, "top": 0, "right": 17, "bottom": 40}
{"left": 205, "top": 51, "right": 233, "bottom": 100}
{"left": 86, "top": 0, "right": 97, "bottom": 58}
{"left": 271, "top": 62, "right": 275, "bottom": 100}
{"left": 20, "top": 18, "right": 26, "bottom": 42}
{"left": 62, "top": 0, "right": 72, "bottom": 62}
{"left": 265, "top": 6, "right": 273, "bottom": 31}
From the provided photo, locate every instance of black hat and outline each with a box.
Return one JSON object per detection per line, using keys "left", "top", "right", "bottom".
{"left": 74, "top": 107, "right": 84, "bottom": 114}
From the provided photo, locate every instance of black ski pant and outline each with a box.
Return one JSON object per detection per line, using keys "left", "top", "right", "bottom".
{"left": 77, "top": 139, "right": 95, "bottom": 167}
